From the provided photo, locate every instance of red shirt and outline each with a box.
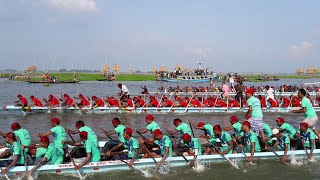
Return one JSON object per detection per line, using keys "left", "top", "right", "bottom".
{"left": 21, "top": 97, "right": 28, "bottom": 106}
{"left": 282, "top": 97, "right": 290, "bottom": 107}
{"left": 127, "top": 99, "right": 134, "bottom": 107}
{"left": 270, "top": 100, "right": 278, "bottom": 107}
{"left": 232, "top": 100, "right": 239, "bottom": 107}
{"left": 80, "top": 98, "right": 90, "bottom": 106}
{"left": 259, "top": 98, "right": 266, "bottom": 108}
{"left": 32, "top": 97, "right": 43, "bottom": 107}
{"left": 165, "top": 100, "right": 173, "bottom": 107}
{"left": 191, "top": 100, "right": 201, "bottom": 107}
{"left": 138, "top": 99, "right": 145, "bottom": 107}
{"left": 179, "top": 101, "right": 188, "bottom": 107}
{"left": 216, "top": 100, "right": 227, "bottom": 107}
{"left": 95, "top": 99, "right": 104, "bottom": 107}
{"left": 66, "top": 98, "right": 74, "bottom": 106}
{"left": 50, "top": 97, "right": 59, "bottom": 106}
{"left": 150, "top": 99, "right": 159, "bottom": 107}
{"left": 109, "top": 99, "right": 119, "bottom": 107}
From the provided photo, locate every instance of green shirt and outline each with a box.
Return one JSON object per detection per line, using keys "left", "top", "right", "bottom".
{"left": 14, "top": 128, "right": 31, "bottom": 146}
{"left": 84, "top": 139, "right": 101, "bottom": 162}
{"left": 215, "top": 132, "right": 232, "bottom": 154}
{"left": 44, "top": 143, "right": 64, "bottom": 164}
{"left": 79, "top": 126, "right": 98, "bottom": 147}
{"left": 262, "top": 123, "right": 273, "bottom": 144}
{"left": 6, "top": 141, "right": 25, "bottom": 165}
{"left": 203, "top": 124, "right": 215, "bottom": 143}
{"left": 124, "top": 137, "right": 141, "bottom": 159}
{"left": 298, "top": 129, "right": 316, "bottom": 148}
{"left": 280, "top": 123, "right": 297, "bottom": 140}
{"left": 247, "top": 96, "right": 263, "bottom": 118}
{"left": 276, "top": 134, "right": 290, "bottom": 150}
{"left": 232, "top": 122, "right": 242, "bottom": 137}
{"left": 241, "top": 130, "right": 261, "bottom": 153}
{"left": 36, "top": 147, "right": 47, "bottom": 158}
{"left": 176, "top": 123, "right": 192, "bottom": 136}
{"left": 50, "top": 125, "right": 67, "bottom": 148}
{"left": 114, "top": 124, "right": 126, "bottom": 143}
{"left": 181, "top": 138, "right": 202, "bottom": 155}
{"left": 154, "top": 135, "right": 172, "bottom": 157}
{"left": 301, "top": 97, "right": 317, "bottom": 118}
{"left": 146, "top": 121, "right": 160, "bottom": 134}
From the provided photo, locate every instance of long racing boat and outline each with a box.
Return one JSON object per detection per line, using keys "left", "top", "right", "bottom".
{"left": 0, "top": 149, "right": 318, "bottom": 177}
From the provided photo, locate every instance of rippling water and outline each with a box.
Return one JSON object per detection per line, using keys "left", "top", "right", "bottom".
{"left": 0, "top": 78, "right": 319, "bottom": 180}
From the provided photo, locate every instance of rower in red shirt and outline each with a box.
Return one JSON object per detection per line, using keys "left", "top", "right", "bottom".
{"left": 106, "top": 97, "right": 120, "bottom": 107}
{"left": 61, "top": 94, "right": 74, "bottom": 107}
{"left": 258, "top": 95, "right": 266, "bottom": 108}
{"left": 198, "top": 97, "right": 208, "bottom": 107}
{"left": 178, "top": 99, "right": 188, "bottom": 107}
{"left": 77, "top": 94, "right": 90, "bottom": 107}
{"left": 30, "top": 96, "right": 43, "bottom": 107}
{"left": 163, "top": 97, "right": 173, "bottom": 107}
{"left": 216, "top": 99, "right": 227, "bottom": 107}
{"left": 279, "top": 96, "right": 290, "bottom": 107}
{"left": 44, "top": 94, "right": 59, "bottom": 107}
{"left": 191, "top": 98, "right": 201, "bottom": 107}
{"left": 91, "top": 96, "right": 104, "bottom": 108}
{"left": 15, "top": 94, "right": 28, "bottom": 107}
{"left": 148, "top": 96, "right": 159, "bottom": 107}
{"left": 267, "top": 98, "right": 278, "bottom": 108}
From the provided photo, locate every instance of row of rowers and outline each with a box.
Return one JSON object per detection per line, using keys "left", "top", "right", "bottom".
{"left": 0, "top": 115, "right": 317, "bottom": 176}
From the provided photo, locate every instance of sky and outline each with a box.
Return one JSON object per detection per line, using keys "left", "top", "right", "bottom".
{"left": 0, "top": 0, "right": 319, "bottom": 73}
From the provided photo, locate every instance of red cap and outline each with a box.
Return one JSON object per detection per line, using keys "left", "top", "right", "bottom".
{"left": 125, "top": 128, "right": 133, "bottom": 136}
{"left": 11, "top": 123, "right": 21, "bottom": 131}
{"left": 197, "top": 122, "right": 205, "bottom": 127}
{"left": 213, "top": 125, "right": 221, "bottom": 131}
{"left": 112, "top": 118, "right": 121, "bottom": 125}
{"left": 300, "top": 122, "right": 309, "bottom": 129}
{"left": 79, "top": 131, "right": 88, "bottom": 139}
{"left": 133, "top": 97, "right": 139, "bottom": 101}
{"left": 173, "top": 119, "right": 182, "bottom": 126}
{"left": 6, "top": 132, "right": 15, "bottom": 140}
{"left": 30, "top": 96, "right": 34, "bottom": 99}
{"left": 276, "top": 117, "right": 285, "bottom": 123}
{"left": 145, "top": 115, "right": 154, "bottom": 121}
{"left": 51, "top": 118, "right": 60, "bottom": 125}
{"left": 17, "top": 94, "right": 22, "bottom": 97}
{"left": 246, "top": 89, "right": 254, "bottom": 94}
{"left": 153, "top": 129, "right": 163, "bottom": 136}
{"left": 242, "top": 121, "right": 251, "bottom": 128}
{"left": 40, "top": 136, "right": 49, "bottom": 144}
{"left": 230, "top": 116, "right": 238, "bottom": 122}
{"left": 182, "top": 133, "right": 192, "bottom": 141}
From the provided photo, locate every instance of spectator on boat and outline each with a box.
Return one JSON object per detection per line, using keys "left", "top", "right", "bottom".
{"left": 105, "top": 128, "right": 140, "bottom": 165}
{"left": 75, "top": 94, "right": 90, "bottom": 108}
{"left": 30, "top": 95, "right": 43, "bottom": 107}
{"left": 74, "top": 131, "right": 101, "bottom": 170}
{"left": 298, "top": 122, "right": 315, "bottom": 159}
{"left": 292, "top": 88, "right": 320, "bottom": 142}
{"left": 66, "top": 121, "right": 98, "bottom": 147}
{"left": 15, "top": 94, "right": 28, "bottom": 109}
{"left": 0, "top": 132, "right": 25, "bottom": 173}
{"left": 272, "top": 129, "right": 290, "bottom": 163}
{"left": 118, "top": 83, "right": 130, "bottom": 101}
{"left": 91, "top": 96, "right": 104, "bottom": 108}
{"left": 166, "top": 119, "right": 192, "bottom": 137}
{"left": 234, "top": 82, "right": 244, "bottom": 105}
{"left": 181, "top": 133, "right": 202, "bottom": 166}
{"left": 36, "top": 118, "right": 67, "bottom": 149}
{"left": 237, "top": 121, "right": 261, "bottom": 162}
{"left": 141, "top": 86, "right": 149, "bottom": 94}
{"left": 25, "top": 136, "right": 64, "bottom": 177}
{"left": 189, "top": 121, "right": 214, "bottom": 155}
{"left": 44, "top": 94, "right": 59, "bottom": 107}
{"left": 222, "top": 82, "right": 230, "bottom": 100}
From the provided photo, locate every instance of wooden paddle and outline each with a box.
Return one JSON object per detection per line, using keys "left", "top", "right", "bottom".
{"left": 266, "top": 146, "right": 291, "bottom": 166}
{"left": 204, "top": 137, "right": 239, "bottom": 169}
{"left": 1, "top": 168, "right": 10, "bottom": 180}
{"left": 189, "top": 121, "right": 195, "bottom": 137}
{"left": 67, "top": 132, "right": 83, "bottom": 178}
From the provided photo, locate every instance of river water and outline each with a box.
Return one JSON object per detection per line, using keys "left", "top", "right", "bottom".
{"left": 0, "top": 78, "right": 319, "bottom": 180}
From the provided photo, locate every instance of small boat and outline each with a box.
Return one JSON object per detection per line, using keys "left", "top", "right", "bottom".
{"left": 2, "top": 105, "right": 317, "bottom": 115}
{"left": 255, "top": 78, "right": 280, "bottom": 81}
{"left": 97, "top": 75, "right": 116, "bottom": 81}
{"left": 25, "top": 80, "right": 79, "bottom": 84}
{"left": 159, "top": 75, "right": 219, "bottom": 83}
{"left": 1, "top": 149, "right": 319, "bottom": 177}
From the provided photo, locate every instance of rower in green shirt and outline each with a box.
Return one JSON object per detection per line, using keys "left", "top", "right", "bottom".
{"left": 272, "top": 129, "right": 290, "bottom": 163}
{"left": 222, "top": 116, "right": 243, "bottom": 145}
{"left": 104, "top": 128, "right": 140, "bottom": 167}
{"left": 276, "top": 117, "right": 301, "bottom": 141}
{"left": 74, "top": 131, "right": 101, "bottom": 170}
{"left": 137, "top": 115, "right": 161, "bottom": 135}
{"left": 149, "top": 129, "right": 172, "bottom": 167}
{"left": 37, "top": 118, "right": 67, "bottom": 148}
{"left": 190, "top": 121, "right": 215, "bottom": 142}
{"left": 181, "top": 133, "right": 202, "bottom": 167}
{"left": 166, "top": 118, "right": 192, "bottom": 137}
{"left": 237, "top": 121, "right": 261, "bottom": 162}
{"left": 66, "top": 120, "right": 98, "bottom": 147}
{"left": 262, "top": 123, "right": 273, "bottom": 146}
{"left": 0, "top": 132, "right": 25, "bottom": 175}
{"left": 298, "top": 122, "right": 315, "bottom": 159}
{"left": 101, "top": 117, "right": 126, "bottom": 143}
{"left": 213, "top": 125, "right": 234, "bottom": 155}
{"left": 26, "top": 136, "right": 64, "bottom": 177}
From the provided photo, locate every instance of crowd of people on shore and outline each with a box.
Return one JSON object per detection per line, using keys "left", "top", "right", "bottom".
{"left": 0, "top": 87, "right": 319, "bottom": 176}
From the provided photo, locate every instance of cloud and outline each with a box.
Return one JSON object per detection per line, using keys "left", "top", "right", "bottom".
{"left": 184, "top": 46, "right": 212, "bottom": 58}
{"left": 45, "top": 0, "right": 98, "bottom": 13}
{"left": 289, "top": 41, "right": 313, "bottom": 58}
